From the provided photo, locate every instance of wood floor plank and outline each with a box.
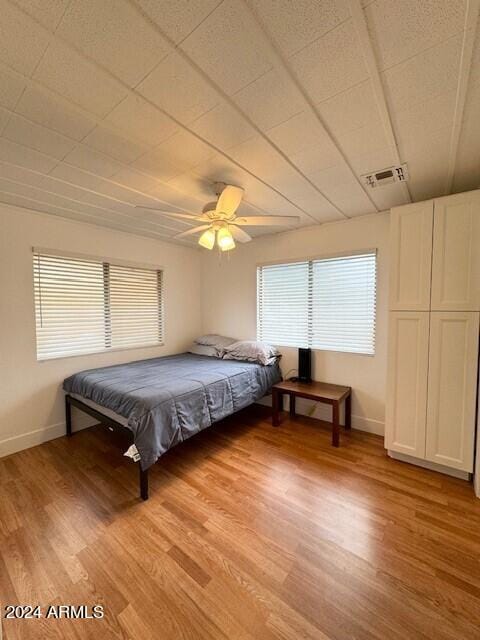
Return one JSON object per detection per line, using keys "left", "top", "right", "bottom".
{"left": 0, "top": 405, "right": 480, "bottom": 639}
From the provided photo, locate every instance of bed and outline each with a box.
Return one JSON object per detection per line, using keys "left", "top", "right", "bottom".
{"left": 63, "top": 353, "right": 282, "bottom": 500}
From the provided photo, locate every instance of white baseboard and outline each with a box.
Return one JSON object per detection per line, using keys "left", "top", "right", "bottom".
{"left": 349, "top": 415, "right": 384, "bottom": 436}
{"left": 388, "top": 450, "right": 471, "bottom": 480}
{"left": 0, "top": 421, "right": 90, "bottom": 459}
{"left": 0, "top": 422, "right": 66, "bottom": 459}
{"left": 1, "top": 401, "right": 385, "bottom": 461}
{"left": 256, "top": 397, "right": 384, "bottom": 436}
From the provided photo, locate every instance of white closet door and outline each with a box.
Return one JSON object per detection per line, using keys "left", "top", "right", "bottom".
{"left": 425, "top": 312, "right": 479, "bottom": 472}
{"left": 389, "top": 201, "right": 433, "bottom": 311}
{"left": 385, "top": 312, "right": 429, "bottom": 457}
{"left": 431, "top": 191, "right": 480, "bottom": 311}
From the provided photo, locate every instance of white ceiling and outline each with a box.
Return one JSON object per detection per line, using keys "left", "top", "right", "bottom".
{"left": 0, "top": 0, "right": 479, "bottom": 246}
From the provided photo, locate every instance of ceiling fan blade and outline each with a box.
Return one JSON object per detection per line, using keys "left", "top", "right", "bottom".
{"left": 175, "top": 224, "right": 211, "bottom": 239}
{"left": 135, "top": 207, "right": 203, "bottom": 221}
{"left": 235, "top": 215, "right": 300, "bottom": 226}
{"left": 216, "top": 185, "right": 244, "bottom": 216}
{"left": 229, "top": 225, "right": 252, "bottom": 243}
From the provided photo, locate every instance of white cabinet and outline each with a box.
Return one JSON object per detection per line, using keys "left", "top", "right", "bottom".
{"left": 431, "top": 192, "right": 480, "bottom": 311}
{"left": 425, "top": 312, "right": 479, "bottom": 472}
{"left": 389, "top": 191, "right": 480, "bottom": 312}
{"left": 386, "top": 190, "right": 480, "bottom": 476}
{"left": 385, "top": 312, "right": 429, "bottom": 458}
{"left": 389, "top": 201, "right": 433, "bottom": 311}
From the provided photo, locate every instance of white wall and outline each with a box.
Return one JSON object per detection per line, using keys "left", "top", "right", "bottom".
{"left": 0, "top": 204, "right": 202, "bottom": 457}
{"left": 201, "top": 213, "right": 390, "bottom": 435}
{"left": 0, "top": 206, "right": 390, "bottom": 459}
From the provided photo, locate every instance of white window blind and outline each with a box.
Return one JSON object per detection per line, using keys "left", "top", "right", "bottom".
{"left": 33, "top": 252, "right": 163, "bottom": 360}
{"left": 257, "top": 252, "right": 376, "bottom": 355}
{"left": 257, "top": 261, "right": 310, "bottom": 348}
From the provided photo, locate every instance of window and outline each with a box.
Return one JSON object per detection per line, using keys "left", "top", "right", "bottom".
{"left": 257, "top": 252, "right": 376, "bottom": 355}
{"left": 33, "top": 251, "right": 163, "bottom": 360}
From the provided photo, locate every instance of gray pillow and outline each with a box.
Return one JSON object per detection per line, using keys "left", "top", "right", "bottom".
{"left": 195, "top": 334, "right": 237, "bottom": 349}
{"left": 188, "top": 344, "right": 219, "bottom": 357}
{"left": 222, "top": 340, "right": 280, "bottom": 366}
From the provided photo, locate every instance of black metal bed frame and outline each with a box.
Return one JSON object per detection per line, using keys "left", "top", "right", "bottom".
{"left": 65, "top": 394, "right": 149, "bottom": 500}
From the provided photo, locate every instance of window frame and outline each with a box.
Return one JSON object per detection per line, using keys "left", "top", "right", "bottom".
{"left": 256, "top": 249, "right": 377, "bottom": 356}
{"left": 32, "top": 247, "right": 165, "bottom": 362}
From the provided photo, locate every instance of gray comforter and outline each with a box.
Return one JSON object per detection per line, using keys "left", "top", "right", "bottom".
{"left": 63, "top": 353, "right": 281, "bottom": 470}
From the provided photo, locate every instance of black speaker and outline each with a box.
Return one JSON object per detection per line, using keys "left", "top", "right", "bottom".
{"left": 298, "top": 347, "right": 312, "bottom": 383}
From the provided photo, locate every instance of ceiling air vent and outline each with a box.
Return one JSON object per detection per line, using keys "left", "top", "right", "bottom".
{"left": 361, "top": 163, "right": 408, "bottom": 188}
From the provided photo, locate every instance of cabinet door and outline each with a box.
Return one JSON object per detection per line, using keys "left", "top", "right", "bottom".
{"left": 385, "top": 312, "right": 429, "bottom": 457}
{"left": 389, "top": 201, "right": 433, "bottom": 310}
{"left": 425, "top": 312, "right": 479, "bottom": 472}
{"left": 431, "top": 191, "right": 480, "bottom": 311}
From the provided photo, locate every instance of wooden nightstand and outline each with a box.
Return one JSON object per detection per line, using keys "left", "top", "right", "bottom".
{"left": 272, "top": 380, "right": 352, "bottom": 447}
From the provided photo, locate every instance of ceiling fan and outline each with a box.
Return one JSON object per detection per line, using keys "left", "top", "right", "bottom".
{"left": 137, "top": 182, "right": 300, "bottom": 251}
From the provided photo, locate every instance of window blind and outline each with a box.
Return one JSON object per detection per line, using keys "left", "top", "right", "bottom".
{"left": 311, "top": 253, "right": 376, "bottom": 354}
{"left": 33, "top": 252, "right": 163, "bottom": 360}
{"left": 257, "top": 252, "right": 376, "bottom": 355}
{"left": 257, "top": 261, "right": 310, "bottom": 348}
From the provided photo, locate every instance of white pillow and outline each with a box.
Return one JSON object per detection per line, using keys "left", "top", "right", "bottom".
{"left": 195, "top": 334, "right": 237, "bottom": 349}
{"left": 188, "top": 344, "right": 219, "bottom": 357}
{"left": 222, "top": 340, "right": 280, "bottom": 366}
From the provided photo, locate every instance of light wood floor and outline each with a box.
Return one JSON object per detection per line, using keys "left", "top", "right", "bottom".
{"left": 1, "top": 406, "right": 480, "bottom": 640}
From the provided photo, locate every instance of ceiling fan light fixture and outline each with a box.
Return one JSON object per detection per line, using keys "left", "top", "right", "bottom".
{"left": 217, "top": 226, "right": 235, "bottom": 251}
{"left": 198, "top": 228, "right": 216, "bottom": 250}
{"left": 146, "top": 182, "right": 300, "bottom": 247}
